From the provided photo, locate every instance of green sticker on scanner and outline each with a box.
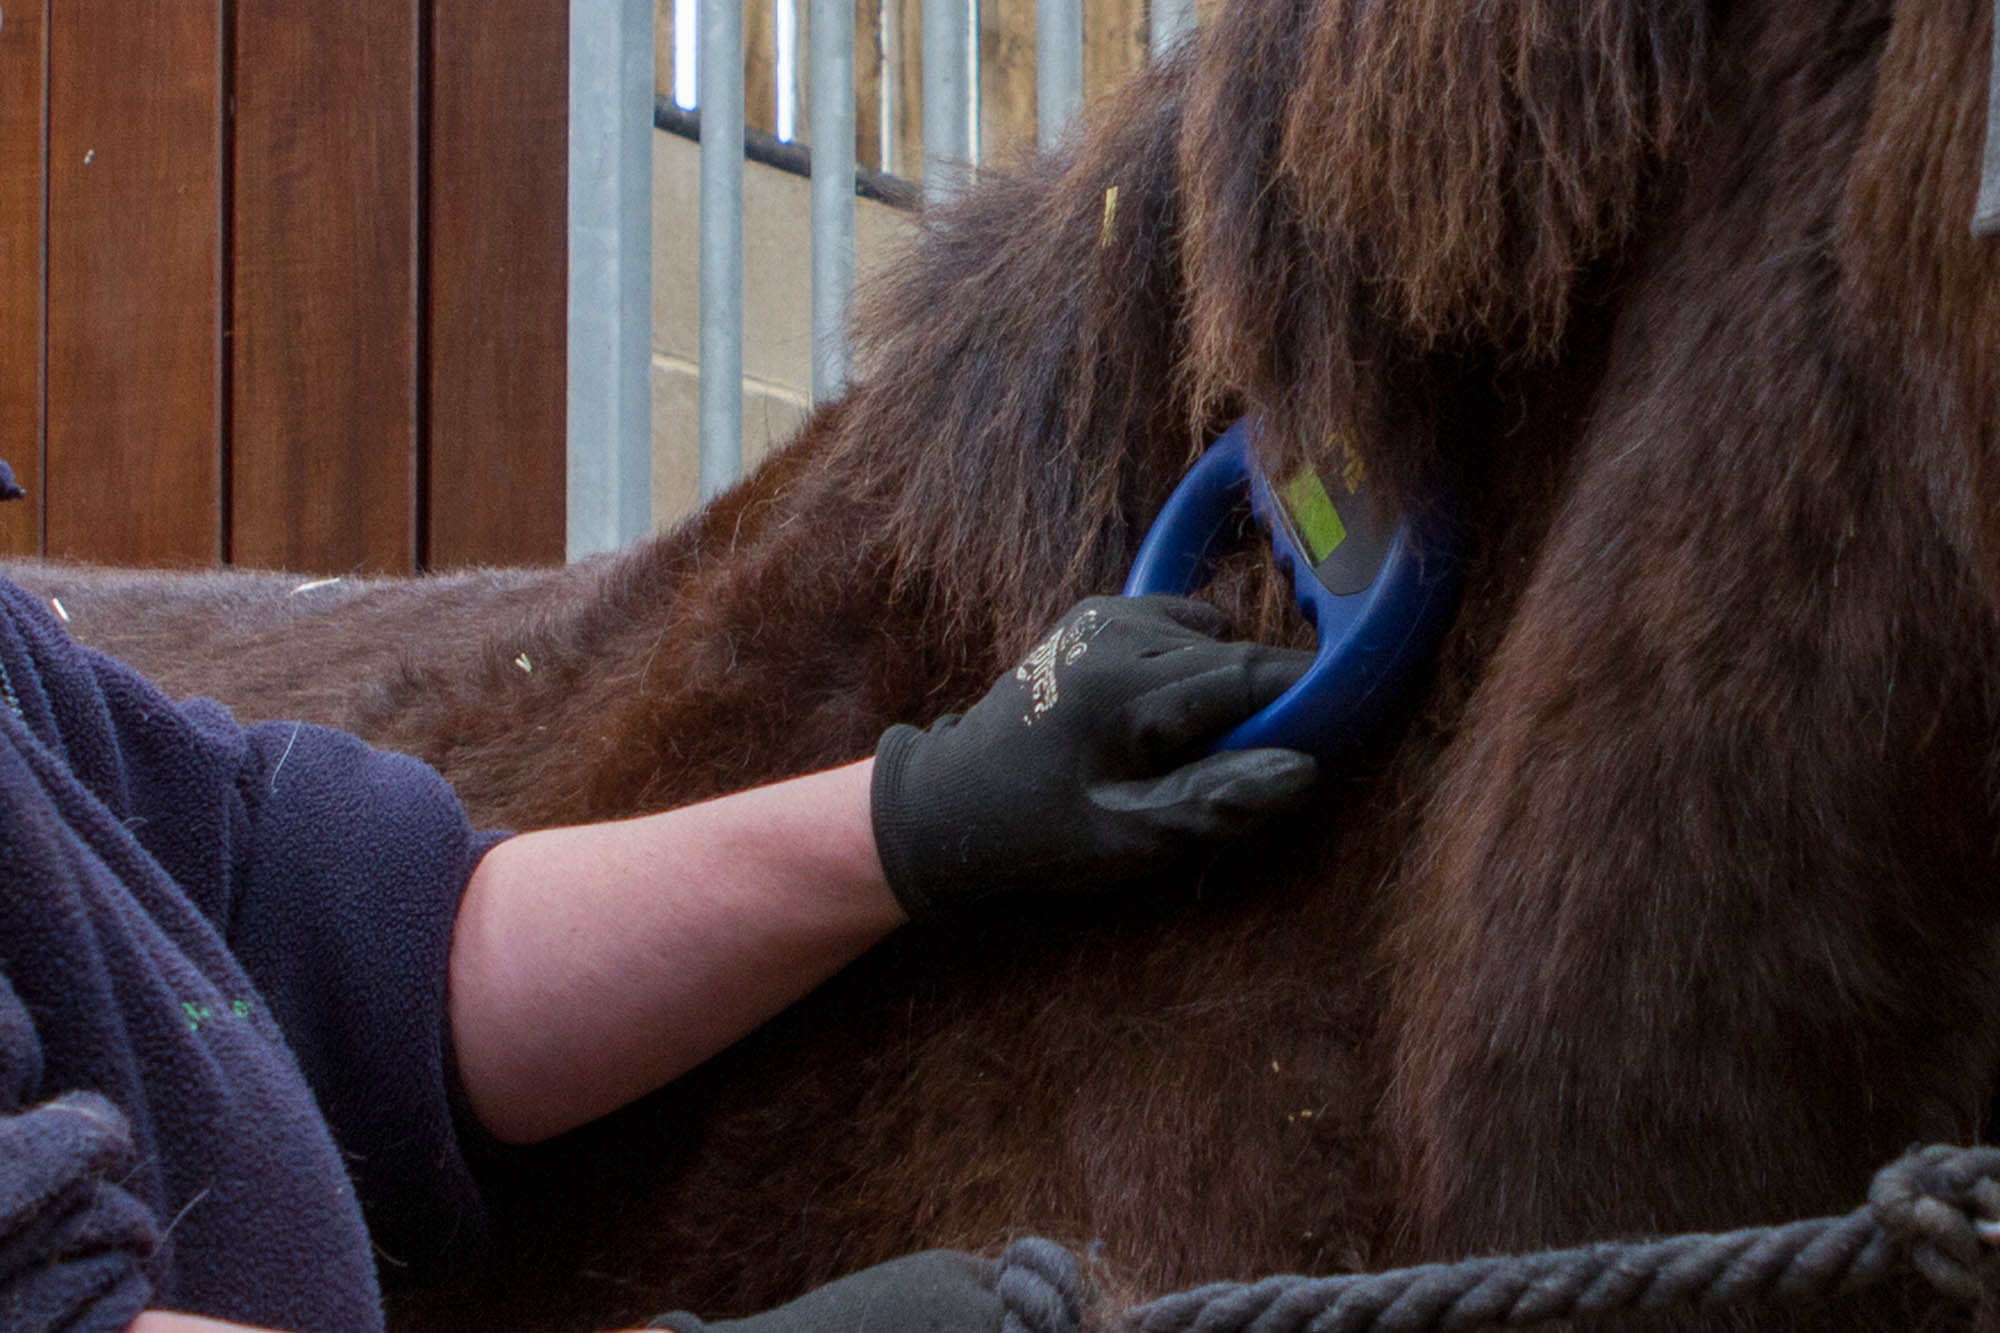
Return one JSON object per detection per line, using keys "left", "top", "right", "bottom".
{"left": 1280, "top": 467, "right": 1346, "bottom": 564}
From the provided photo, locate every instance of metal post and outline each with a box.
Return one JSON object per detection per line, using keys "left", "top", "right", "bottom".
{"left": 1036, "top": 0, "right": 1082, "bottom": 146}
{"left": 810, "top": 0, "right": 856, "bottom": 399}
{"left": 921, "top": 0, "right": 974, "bottom": 201}
{"left": 698, "top": 0, "right": 744, "bottom": 500}
{"left": 1150, "top": 0, "right": 1195, "bottom": 58}
{"left": 567, "top": 0, "right": 656, "bottom": 559}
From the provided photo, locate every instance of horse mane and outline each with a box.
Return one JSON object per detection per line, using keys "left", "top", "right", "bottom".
{"left": 1178, "top": 0, "right": 1710, "bottom": 505}
{"left": 15, "top": 3, "right": 2000, "bottom": 1330}
{"left": 1838, "top": 0, "right": 2000, "bottom": 608}
{"left": 783, "top": 0, "right": 1717, "bottom": 668}
{"left": 831, "top": 58, "right": 1199, "bottom": 658}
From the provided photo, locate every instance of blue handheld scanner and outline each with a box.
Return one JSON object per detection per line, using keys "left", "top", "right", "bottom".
{"left": 1122, "top": 418, "right": 1461, "bottom": 759}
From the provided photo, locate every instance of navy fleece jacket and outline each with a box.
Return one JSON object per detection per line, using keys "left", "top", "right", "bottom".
{"left": 0, "top": 576, "right": 502, "bottom": 1332}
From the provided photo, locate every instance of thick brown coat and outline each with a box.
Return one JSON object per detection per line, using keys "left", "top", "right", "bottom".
{"left": 15, "top": 0, "right": 2000, "bottom": 1329}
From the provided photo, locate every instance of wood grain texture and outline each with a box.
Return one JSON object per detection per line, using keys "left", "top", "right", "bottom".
{"left": 428, "top": 0, "right": 567, "bottom": 569}
{"left": 748, "top": 0, "right": 782, "bottom": 139}
{"left": 979, "top": 0, "right": 1036, "bottom": 161}
{"left": 45, "top": 0, "right": 222, "bottom": 565}
{"left": 855, "top": 0, "right": 885, "bottom": 171}
{"left": 1086, "top": 0, "right": 1145, "bottom": 101}
{"left": 231, "top": 1, "right": 419, "bottom": 574}
{"left": 0, "top": 0, "right": 46, "bottom": 555}
{"left": 888, "top": 0, "right": 921, "bottom": 177}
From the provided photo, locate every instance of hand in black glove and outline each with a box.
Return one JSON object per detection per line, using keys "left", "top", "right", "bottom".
{"left": 871, "top": 594, "right": 1319, "bottom": 919}
{"left": 649, "top": 1249, "right": 1001, "bottom": 1333}
{"left": 650, "top": 1239, "right": 1082, "bottom": 1333}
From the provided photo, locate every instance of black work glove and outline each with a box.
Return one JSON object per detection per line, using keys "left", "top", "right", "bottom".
{"left": 649, "top": 1249, "right": 1003, "bottom": 1332}
{"left": 872, "top": 594, "right": 1318, "bottom": 919}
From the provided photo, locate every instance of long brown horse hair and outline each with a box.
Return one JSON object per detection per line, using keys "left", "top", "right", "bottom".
{"left": 17, "top": 0, "right": 2000, "bottom": 1329}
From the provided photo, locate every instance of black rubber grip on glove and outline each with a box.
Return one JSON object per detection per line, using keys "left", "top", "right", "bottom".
{"left": 871, "top": 595, "right": 1318, "bottom": 920}
{"left": 649, "top": 1250, "right": 1004, "bottom": 1332}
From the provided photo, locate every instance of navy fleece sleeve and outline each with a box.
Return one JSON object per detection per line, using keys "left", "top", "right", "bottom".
{"left": 0, "top": 580, "right": 502, "bottom": 1275}
{"left": 219, "top": 717, "right": 504, "bottom": 1271}
{"left": 0, "top": 971, "right": 156, "bottom": 1333}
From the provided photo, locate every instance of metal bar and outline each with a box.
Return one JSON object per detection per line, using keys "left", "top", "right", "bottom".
{"left": 1977, "top": 0, "right": 2000, "bottom": 234}
{"left": 1036, "top": 0, "right": 1081, "bottom": 145}
{"left": 698, "top": 0, "right": 744, "bottom": 500}
{"left": 1150, "top": 0, "right": 1195, "bottom": 58}
{"left": 877, "top": 0, "right": 899, "bottom": 173}
{"left": 567, "top": 0, "right": 656, "bottom": 558}
{"left": 656, "top": 99, "right": 920, "bottom": 208}
{"left": 810, "top": 0, "right": 856, "bottom": 398}
{"left": 921, "top": 0, "right": 973, "bottom": 201}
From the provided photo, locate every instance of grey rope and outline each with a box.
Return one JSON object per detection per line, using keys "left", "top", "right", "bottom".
{"left": 1001, "top": 1236, "right": 1087, "bottom": 1333}
{"left": 1001, "top": 1145, "right": 2000, "bottom": 1333}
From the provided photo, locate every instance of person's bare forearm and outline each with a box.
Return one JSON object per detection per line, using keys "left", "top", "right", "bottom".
{"left": 447, "top": 758, "right": 906, "bottom": 1145}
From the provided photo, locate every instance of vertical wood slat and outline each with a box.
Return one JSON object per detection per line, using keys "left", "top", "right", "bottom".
{"left": 232, "top": 1, "right": 420, "bottom": 574}
{"left": 889, "top": 0, "right": 922, "bottom": 177}
{"left": 45, "top": 0, "right": 223, "bottom": 565}
{"left": 847, "top": 0, "right": 920, "bottom": 176}
{"left": 981, "top": 0, "right": 1036, "bottom": 160}
{"left": 855, "top": 0, "right": 884, "bottom": 171}
{"left": 1086, "top": 0, "right": 1146, "bottom": 101}
{"left": 747, "top": 0, "right": 780, "bottom": 138}
{"left": 981, "top": 0, "right": 1145, "bottom": 162}
{"left": 744, "top": 0, "right": 812, "bottom": 144}
{"left": 0, "top": 0, "right": 47, "bottom": 555}
{"left": 428, "top": 0, "right": 568, "bottom": 569}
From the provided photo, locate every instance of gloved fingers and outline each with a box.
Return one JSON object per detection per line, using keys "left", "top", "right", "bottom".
{"left": 691, "top": 1250, "right": 1004, "bottom": 1332}
{"left": 998, "top": 597, "right": 1234, "bottom": 737}
{"left": 1020, "top": 596, "right": 1223, "bottom": 671}
{"left": 1110, "top": 593, "right": 1231, "bottom": 641}
{"left": 1089, "top": 747, "right": 1319, "bottom": 838}
{"left": 1118, "top": 645, "right": 1316, "bottom": 758}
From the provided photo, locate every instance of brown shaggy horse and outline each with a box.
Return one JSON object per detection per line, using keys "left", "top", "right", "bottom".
{"left": 15, "top": 0, "right": 2000, "bottom": 1328}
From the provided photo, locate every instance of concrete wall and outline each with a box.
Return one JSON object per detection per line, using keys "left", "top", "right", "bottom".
{"left": 650, "top": 128, "right": 915, "bottom": 526}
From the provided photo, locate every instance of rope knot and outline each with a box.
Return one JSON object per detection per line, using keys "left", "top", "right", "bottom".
{"left": 998, "top": 1237, "right": 1086, "bottom": 1333}
{"left": 1869, "top": 1144, "right": 2000, "bottom": 1303}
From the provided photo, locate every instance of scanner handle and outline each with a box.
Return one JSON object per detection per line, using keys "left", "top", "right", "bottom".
{"left": 1122, "top": 419, "right": 1459, "bottom": 759}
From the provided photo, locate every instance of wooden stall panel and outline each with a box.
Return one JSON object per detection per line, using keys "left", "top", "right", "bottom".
{"left": 748, "top": 0, "right": 784, "bottom": 140}
{"left": 232, "top": 1, "right": 420, "bottom": 574}
{"left": 1086, "top": 0, "right": 1146, "bottom": 102}
{"left": 856, "top": 0, "right": 885, "bottom": 171}
{"left": 428, "top": 0, "right": 567, "bottom": 568}
{"left": 661, "top": 0, "right": 907, "bottom": 174}
{"left": 731, "top": 0, "right": 907, "bottom": 174}
{"left": 979, "top": 0, "right": 1146, "bottom": 162}
{"left": 45, "top": 0, "right": 222, "bottom": 566}
{"left": 888, "top": 0, "right": 921, "bottom": 178}
{"left": 0, "top": 0, "right": 46, "bottom": 555}
{"left": 980, "top": 0, "right": 1035, "bottom": 160}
